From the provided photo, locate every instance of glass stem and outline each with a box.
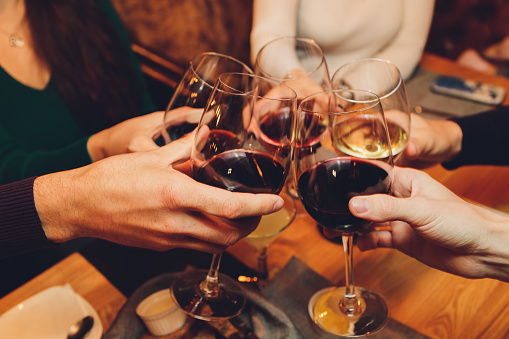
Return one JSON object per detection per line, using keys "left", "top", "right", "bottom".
{"left": 339, "top": 234, "right": 361, "bottom": 316}
{"left": 257, "top": 247, "right": 269, "bottom": 281}
{"left": 200, "top": 253, "right": 222, "bottom": 298}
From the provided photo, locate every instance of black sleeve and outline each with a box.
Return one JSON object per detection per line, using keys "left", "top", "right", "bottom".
{"left": 443, "top": 105, "right": 509, "bottom": 169}
{"left": 0, "top": 177, "right": 53, "bottom": 259}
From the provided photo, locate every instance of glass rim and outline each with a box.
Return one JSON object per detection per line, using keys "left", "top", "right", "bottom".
{"left": 254, "top": 36, "right": 328, "bottom": 81}
{"left": 216, "top": 72, "right": 298, "bottom": 102}
{"left": 331, "top": 57, "right": 404, "bottom": 100}
{"left": 299, "top": 89, "right": 382, "bottom": 115}
{"left": 189, "top": 52, "right": 254, "bottom": 90}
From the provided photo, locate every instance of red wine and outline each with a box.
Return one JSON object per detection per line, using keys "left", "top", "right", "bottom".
{"left": 259, "top": 109, "right": 293, "bottom": 158}
{"left": 259, "top": 110, "right": 292, "bottom": 147}
{"left": 298, "top": 158, "right": 390, "bottom": 232}
{"left": 195, "top": 149, "right": 286, "bottom": 194}
{"left": 298, "top": 111, "right": 327, "bottom": 148}
{"left": 200, "top": 129, "right": 242, "bottom": 158}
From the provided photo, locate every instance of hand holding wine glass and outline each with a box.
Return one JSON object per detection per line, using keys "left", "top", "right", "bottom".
{"left": 171, "top": 72, "right": 297, "bottom": 320}
{"left": 295, "top": 89, "right": 393, "bottom": 336}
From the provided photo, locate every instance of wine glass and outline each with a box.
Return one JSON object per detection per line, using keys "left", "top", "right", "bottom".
{"left": 331, "top": 58, "right": 410, "bottom": 162}
{"left": 295, "top": 89, "right": 393, "bottom": 336}
{"left": 244, "top": 191, "right": 296, "bottom": 287}
{"left": 171, "top": 72, "right": 297, "bottom": 320}
{"left": 254, "top": 36, "right": 332, "bottom": 198}
{"left": 161, "top": 52, "right": 252, "bottom": 144}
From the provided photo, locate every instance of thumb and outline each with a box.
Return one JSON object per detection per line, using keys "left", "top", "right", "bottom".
{"left": 403, "top": 141, "right": 418, "bottom": 160}
{"left": 349, "top": 194, "right": 437, "bottom": 228}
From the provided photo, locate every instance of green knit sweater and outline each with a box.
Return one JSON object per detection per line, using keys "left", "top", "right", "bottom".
{"left": 0, "top": 0, "right": 155, "bottom": 184}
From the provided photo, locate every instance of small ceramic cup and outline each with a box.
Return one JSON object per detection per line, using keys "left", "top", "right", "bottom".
{"left": 136, "top": 289, "right": 188, "bottom": 336}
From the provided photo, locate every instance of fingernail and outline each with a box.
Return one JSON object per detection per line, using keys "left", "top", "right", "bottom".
{"left": 272, "top": 197, "right": 284, "bottom": 211}
{"left": 351, "top": 197, "right": 369, "bottom": 214}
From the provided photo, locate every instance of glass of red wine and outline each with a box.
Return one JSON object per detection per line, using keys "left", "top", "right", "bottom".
{"left": 171, "top": 72, "right": 297, "bottom": 320}
{"left": 161, "top": 52, "right": 252, "bottom": 144}
{"left": 295, "top": 89, "right": 393, "bottom": 336}
{"left": 254, "top": 36, "right": 332, "bottom": 199}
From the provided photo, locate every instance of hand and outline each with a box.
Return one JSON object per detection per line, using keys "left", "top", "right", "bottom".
{"left": 162, "top": 106, "right": 203, "bottom": 142}
{"left": 283, "top": 70, "right": 325, "bottom": 99}
{"left": 35, "top": 133, "right": 284, "bottom": 254}
{"left": 347, "top": 166, "right": 509, "bottom": 282}
{"left": 397, "top": 113, "right": 463, "bottom": 169}
{"left": 87, "top": 111, "right": 164, "bottom": 161}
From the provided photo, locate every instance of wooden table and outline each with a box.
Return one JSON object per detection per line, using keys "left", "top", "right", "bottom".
{"left": 2, "top": 53, "right": 509, "bottom": 339}
{"left": 0, "top": 253, "right": 126, "bottom": 334}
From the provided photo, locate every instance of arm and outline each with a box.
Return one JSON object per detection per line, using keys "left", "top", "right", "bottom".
{"left": 349, "top": 167, "right": 509, "bottom": 282}
{"left": 37, "top": 134, "right": 283, "bottom": 255}
{"left": 400, "top": 106, "right": 509, "bottom": 169}
{"left": 0, "top": 134, "right": 284, "bottom": 259}
{"left": 0, "top": 123, "right": 93, "bottom": 185}
{"left": 250, "top": 0, "right": 299, "bottom": 65}
{"left": 371, "top": 0, "right": 435, "bottom": 80}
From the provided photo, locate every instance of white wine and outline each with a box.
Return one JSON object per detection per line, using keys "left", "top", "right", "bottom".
{"left": 245, "top": 206, "right": 293, "bottom": 249}
{"left": 333, "top": 120, "right": 407, "bottom": 159}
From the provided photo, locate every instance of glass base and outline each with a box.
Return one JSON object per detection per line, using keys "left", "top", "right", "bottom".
{"left": 308, "top": 286, "right": 389, "bottom": 337}
{"left": 171, "top": 269, "right": 246, "bottom": 320}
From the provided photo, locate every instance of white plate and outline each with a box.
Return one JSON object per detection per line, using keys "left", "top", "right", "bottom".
{"left": 0, "top": 284, "right": 102, "bottom": 339}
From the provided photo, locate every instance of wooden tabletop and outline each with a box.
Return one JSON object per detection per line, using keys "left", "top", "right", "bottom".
{"left": 0, "top": 252, "right": 126, "bottom": 334}
{"left": 1, "top": 53, "right": 509, "bottom": 339}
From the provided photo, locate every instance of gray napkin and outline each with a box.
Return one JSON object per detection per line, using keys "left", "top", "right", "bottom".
{"left": 103, "top": 271, "right": 300, "bottom": 338}
{"left": 405, "top": 68, "right": 492, "bottom": 119}
{"left": 262, "top": 256, "right": 431, "bottom": 339}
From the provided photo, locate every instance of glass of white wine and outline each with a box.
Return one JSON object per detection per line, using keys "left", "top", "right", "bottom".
{"left": 244, "top": 191, "right": 296, "bottom": 286}
{"left": 331, "top": 58, "right": 410, "bottom": 162}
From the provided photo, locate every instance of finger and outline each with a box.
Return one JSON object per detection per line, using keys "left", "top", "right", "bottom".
{"left": 356, "top": 230, "right": 394, "bottom": 251}
{"left": 187, "top": 108, "right": 204, "bottom": 124}
{"left": 156, "top": 132, "right": 195, "bottom": 166}
{"left": 128, "top": 136, "right": 160, "bottom": 152}
{"left": 322, "top": 228, "right": 343, "bottom": 239}
{"left": 174, "top": 180, "right": 285, "bottom": 220}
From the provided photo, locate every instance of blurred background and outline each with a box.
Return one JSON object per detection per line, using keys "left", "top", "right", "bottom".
{"left": 110, "top": 0, "right": 509, "bottom": 110}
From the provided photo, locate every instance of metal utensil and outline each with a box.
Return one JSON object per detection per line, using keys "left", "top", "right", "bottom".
{"left": 67, "top": 316, "right": 94, "bottom": 339}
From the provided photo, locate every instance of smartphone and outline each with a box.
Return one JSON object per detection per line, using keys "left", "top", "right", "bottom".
{"left": 430, "top": 75, "right": 506, "bottom": 105}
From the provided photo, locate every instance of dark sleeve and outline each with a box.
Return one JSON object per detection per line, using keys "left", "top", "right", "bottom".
{"left": 0, "top": 177, "right": 53, "bottom": 259}
{"left": 443, "top": 105, "right": 509, "bottom": 169}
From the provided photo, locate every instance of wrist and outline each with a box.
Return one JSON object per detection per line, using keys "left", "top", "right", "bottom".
{"left": 478, "top": 211, "right": 509, "bottom": 282}
{"left": 34, "top": 172, "right": 83, "bottom": 243}
{"left": 441, "top": 120, "right": 463, "bottom": 162}
{"left": 87, "top": 131, "right": 108, "bottom": 162}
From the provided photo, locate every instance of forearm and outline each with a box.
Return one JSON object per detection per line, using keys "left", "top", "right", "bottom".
{"left": 372, "top": 0, "right": 434, "bottom": 79}
{"left": 0, "top": 137, "right": 92, "bottom": 185}
{"left": 34, "top": 169, "right": 90, "bottom": 244}
{"left": 250, "top": 0, "right": 298, "bottom": 64}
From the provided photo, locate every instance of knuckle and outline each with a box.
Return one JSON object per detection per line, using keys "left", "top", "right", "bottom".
{"left": 222, "top": 229, "right": 241, "bottom": 247}
{"left": 221, "top": 198, "right": 243, "bottom": 219}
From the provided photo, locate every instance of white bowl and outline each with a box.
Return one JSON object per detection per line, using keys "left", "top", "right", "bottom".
{"left": 136, "top": 289, "right": 188, "bottom": 336}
